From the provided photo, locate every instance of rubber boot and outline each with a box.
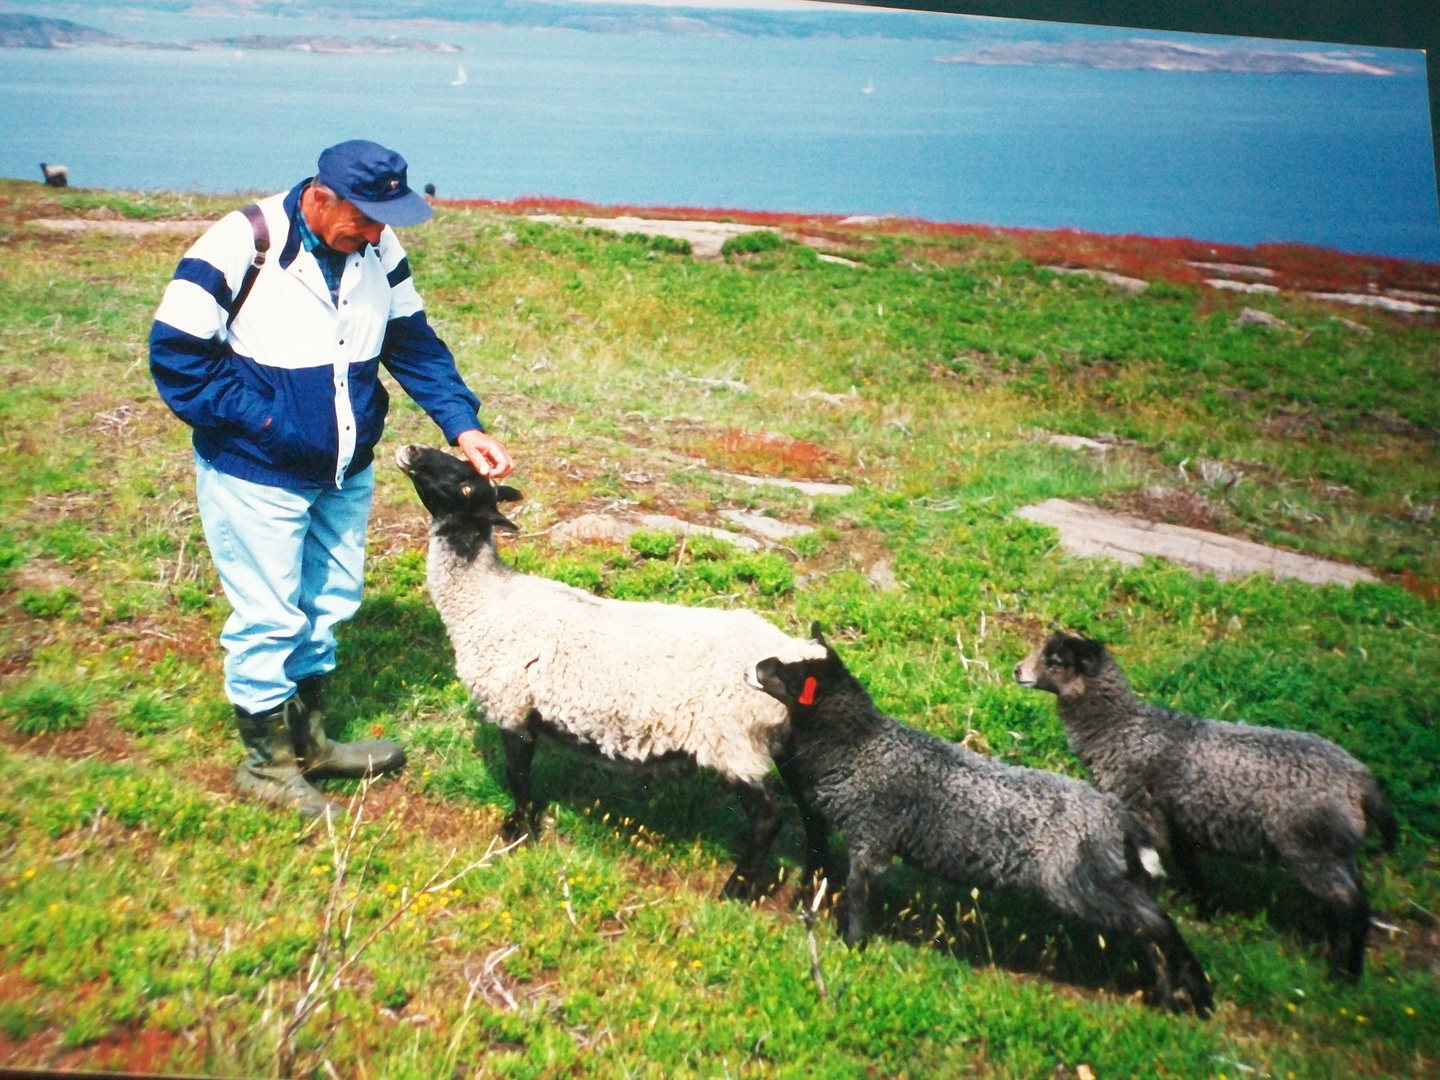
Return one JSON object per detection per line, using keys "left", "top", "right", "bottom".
{"left": 292, "top": 675, "right": 407, "bottom": 781}
{"left": 235, "top": 697, "right": 337, "bottom": 820}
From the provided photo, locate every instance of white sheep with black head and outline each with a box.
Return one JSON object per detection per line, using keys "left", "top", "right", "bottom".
{"left": 1015, "top": 631, "right": 1397, "bottom": 982}
{"left": 396, "top": 444, "right": 825, "bottom": 899}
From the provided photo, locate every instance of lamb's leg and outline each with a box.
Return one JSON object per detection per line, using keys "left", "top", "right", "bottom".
{"left": 774, "top": 754, "right": 833, "bottom": 899}
{"left": 841, "top": 856, "right": 878, "bottom": 949}
{"left": 721, "top": 781, "right": 783, "bottom": 902}
{"left": 499, "top": 719, "right": 539, "bottom": 844}
{"left": 1147, "top": 914, "right": 1214, "bottom": 1017}
{"left": 1169, "top": 831, "right": 1213, "bottom": 916}
{"left": 1283, "top": 819, "right": 1368, "bottom": 982}
{"left": 1306, "top": 860, "right": 1369, "bottom": 983}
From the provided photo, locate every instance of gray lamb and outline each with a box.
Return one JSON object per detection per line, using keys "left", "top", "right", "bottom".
{"left": 748, "top": 626, "right": 1213, "bottom": 1015}
{"left": 1015, "top": 631, "right": 1397, "bottom": 982}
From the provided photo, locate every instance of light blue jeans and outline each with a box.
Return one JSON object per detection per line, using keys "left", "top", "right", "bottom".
{"left": 194, "top": 451, "right": 374, "bottom": 714}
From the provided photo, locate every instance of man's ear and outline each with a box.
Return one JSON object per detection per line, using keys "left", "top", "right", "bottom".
{"left": 495, "top": 485, "right": 523, "bottom": 503}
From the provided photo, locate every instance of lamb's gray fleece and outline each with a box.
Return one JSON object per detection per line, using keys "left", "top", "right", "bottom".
{"left": 748, "top": 632, "right": 1212, "bottom": 1014}
{"left": 1015, "top": 631, "right": 1396, "bottom": 981}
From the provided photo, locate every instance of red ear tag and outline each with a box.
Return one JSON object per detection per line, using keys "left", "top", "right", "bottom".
{"left": 798, "top": 676, "right": 817, "bottom": 706}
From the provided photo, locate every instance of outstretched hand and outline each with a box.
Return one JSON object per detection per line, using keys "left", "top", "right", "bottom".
{"left": 455, "top": 429, "right": 515, "bottom": 479}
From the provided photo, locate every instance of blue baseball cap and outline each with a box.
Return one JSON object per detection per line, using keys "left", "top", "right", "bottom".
{"left": 315, "top": 139, "right": 431, "bottom": 227}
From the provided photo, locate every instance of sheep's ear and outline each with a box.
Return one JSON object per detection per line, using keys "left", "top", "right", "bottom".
{"left": 809, "top": 621, "right": 827, "bottom": 645}
{"left": 495, "top": 485, "right": 523, "bottom": 503}
{"left": 1072, "top": 637, "right": 1108, "bottom": 676}
{"left": 488, "top": 510, "right": 520, "bottom": 534}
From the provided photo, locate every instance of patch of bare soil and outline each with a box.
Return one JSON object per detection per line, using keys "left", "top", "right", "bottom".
{"left": 1107, "top": 486, "right": 1230, "bottom": 532}
{"left": 6, "top": 559, "right": 81, "bottom": 594}
{"left": 0, "top": 715, "right": 140, "bottom": 763}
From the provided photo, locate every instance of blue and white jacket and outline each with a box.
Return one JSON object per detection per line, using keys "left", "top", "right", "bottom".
{"left": 149, "top": 180, "right": 482, "bottom": 489}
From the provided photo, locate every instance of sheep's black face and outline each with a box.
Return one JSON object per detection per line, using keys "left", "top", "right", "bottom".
{"left": 1014, "top": 632, "right": 1108, "bottom": 695}
{"left": 395, "top": 445, "right": 522, "bottom": 558}
{"left": 745, "top": 622, "right": 836, "bottom": 715}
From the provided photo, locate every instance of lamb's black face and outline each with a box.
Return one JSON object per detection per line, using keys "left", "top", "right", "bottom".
{"left": 395, "top": 444, "right": 522, "bottom": 536}
{"left": 1014, "top": 632, "right": 1108, "bottom": 694}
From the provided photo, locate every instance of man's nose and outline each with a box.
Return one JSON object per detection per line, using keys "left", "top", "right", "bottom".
{"left": 361, "top": 219, "right": 384, "bottom": 244}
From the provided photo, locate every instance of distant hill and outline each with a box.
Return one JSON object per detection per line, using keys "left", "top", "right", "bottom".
{"left": 0, "top": 13, "right": 124, "bottom": 48}
{"left": 936, "top": 37, "right": 1398, "bottom": 75}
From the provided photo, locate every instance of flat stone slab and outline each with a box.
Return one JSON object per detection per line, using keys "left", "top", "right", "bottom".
{"left": 1304, "top": 291, "right": 1440, "bottom": 314}
{"left": 1013, "top": 498, "right": 1377, "bottom": 586}
{"left": 550, "top": 512, "right": 761, "bottom": 551}
{"left": 718, "top": 509, "right": 815, "bottom": 541}
{"left": 723, "top": 473, "right": 855, "bottom": 497}
{"left": 1045, "top": 266, "right": 1149, "bottom": 294}
{"left": 527, "top": 214, "right": 773, "bottom": 259}
{"left": 1205, "top": 278, "right": 1280, "bottom": 295}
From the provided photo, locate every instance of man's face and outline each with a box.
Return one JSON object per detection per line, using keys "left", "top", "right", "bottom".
{"left": 303, "top": 185, "right": 385, "bottom": 253}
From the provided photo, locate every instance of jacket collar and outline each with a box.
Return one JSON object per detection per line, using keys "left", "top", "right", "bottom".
{"left": 278, "top": 179, "right": 309, "bottom": 270}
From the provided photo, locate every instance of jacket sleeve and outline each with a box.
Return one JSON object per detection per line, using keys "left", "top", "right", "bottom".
{"left": 148, "top": 212, "right": 274, "bottom": 439}
{"left": 377, "top": 231, "right": 483, "bottom": 442}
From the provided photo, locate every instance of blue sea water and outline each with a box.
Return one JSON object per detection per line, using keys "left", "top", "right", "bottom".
{"left": 2, "top": 6, "right": 1437, "bottom": 262}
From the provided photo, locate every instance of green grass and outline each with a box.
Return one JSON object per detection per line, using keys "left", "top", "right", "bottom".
{"left": 0, "top": 178, "right": 1437, "bottom": 1077}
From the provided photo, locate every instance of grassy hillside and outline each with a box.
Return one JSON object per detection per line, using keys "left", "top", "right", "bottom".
{"left": 0, "top": 178, "right": 1437, "bottom": 1078}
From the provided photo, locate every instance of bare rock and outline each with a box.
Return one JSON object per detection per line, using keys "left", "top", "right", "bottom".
{"left": 719, "top": 510, "right": 814, "bottom": 542}
{"left": 1234, "top": 307, "right": 1293, "bottom": 330}
{"left": 1013, "top": 499, "right": 1376, "bottom": 586}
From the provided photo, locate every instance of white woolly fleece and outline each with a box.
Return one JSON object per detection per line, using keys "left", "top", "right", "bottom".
{"left": 430, "top": 540, "right": 818, "bottom": 784}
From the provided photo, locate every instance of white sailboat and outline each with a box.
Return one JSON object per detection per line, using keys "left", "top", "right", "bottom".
{"left": 862, "top": 77, "right": 874, "bottom": 95}
{"left": 451, "top": 64, "right": 467, "bottom": 87}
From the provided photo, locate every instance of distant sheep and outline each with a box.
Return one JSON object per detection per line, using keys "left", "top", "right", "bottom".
{"left": 1015, "top": 632, "right": 1397, "bottom": 982}
{"left": 748, "top": 627, "right": 1212, "bottom": 1015}
{"left": 40, "top": 163, "right": 68, "bottom": 187}
{"left": 397, "top": 444, "right": 825, "bottom": 899}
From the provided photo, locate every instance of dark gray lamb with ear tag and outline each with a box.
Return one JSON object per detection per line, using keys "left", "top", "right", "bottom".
{"left": 748, "top": 625, "right": 1212, "bottom": 1016}
{"left": 1015, "top": 631, "right": 1397, "bottom": 983}
{"left": 396, "top": 444, "right": 826, "bottom": 901}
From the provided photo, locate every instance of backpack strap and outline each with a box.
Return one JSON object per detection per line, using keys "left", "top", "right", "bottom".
{"left": 226, "top": 203, "right": 270, "bottom": 330}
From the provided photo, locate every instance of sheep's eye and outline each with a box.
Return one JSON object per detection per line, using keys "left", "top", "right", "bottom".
{"left": 460, "top": 483, "right": 473, "bottom": 497}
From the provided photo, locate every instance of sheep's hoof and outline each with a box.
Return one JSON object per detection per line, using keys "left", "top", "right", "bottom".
{"left": 720, "top": 869, "right": 765, "bottom": 903}
{"left": 499, "top": 814, "right": 537, "bottom": 846}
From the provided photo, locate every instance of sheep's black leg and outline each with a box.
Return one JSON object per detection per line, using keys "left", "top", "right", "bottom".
{"left": 1168, "top": 831, "right": 1212, "bottom": 916}
{"left": 721, "top": 781, "right": 783, "bottom": 902}
{"left": 499, "top": 721, "right": 539, "bottom": 845}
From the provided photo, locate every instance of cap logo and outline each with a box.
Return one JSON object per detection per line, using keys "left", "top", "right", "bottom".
{"left": 798, "top": 677, "right": 817, "bottom": 706}
{"left": 389, "top": 178, "right": 401, "bottom": 191}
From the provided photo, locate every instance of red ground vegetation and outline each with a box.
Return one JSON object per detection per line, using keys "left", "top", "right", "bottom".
{"left": 689, "top": 429, "right": 843, "bottom": 480}
{"left": 444, "top": 195, "right": 1440, "bottom": 298}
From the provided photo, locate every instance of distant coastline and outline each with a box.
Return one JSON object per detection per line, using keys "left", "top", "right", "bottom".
{"left": 0, "top": 14, "right": 462, "bottom": 53}
{"left": 935, "top": 38, "right": 1397, "bottom": 76}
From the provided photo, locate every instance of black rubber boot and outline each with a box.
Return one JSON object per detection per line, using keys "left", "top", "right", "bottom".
{"left": 293, "top": 675, "right": 407, "bottom": 781}
{"left": 235, "top": 697, "right": 337, "bottom": 820}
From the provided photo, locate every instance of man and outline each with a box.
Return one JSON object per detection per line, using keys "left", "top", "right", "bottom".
{"left": 150, "top": 139, "right": 512, "bottom": 818}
